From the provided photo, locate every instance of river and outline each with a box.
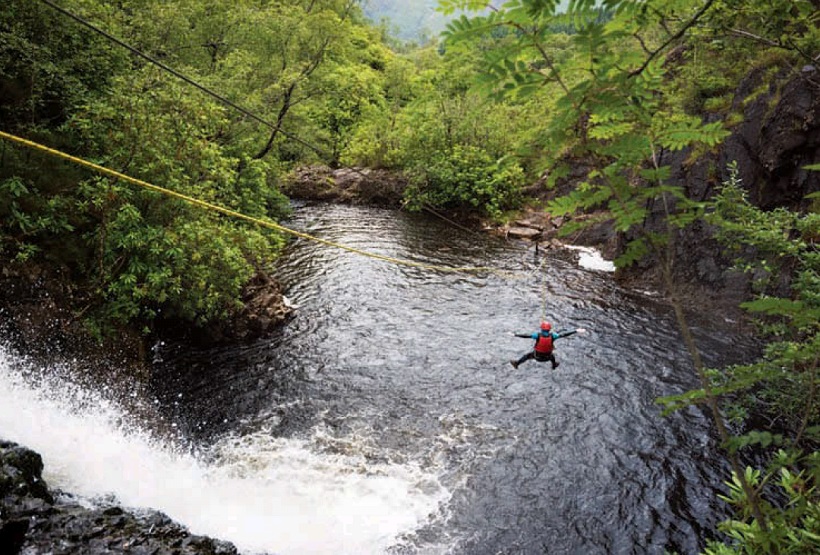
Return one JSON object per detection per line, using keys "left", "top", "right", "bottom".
{"left": 0, "top": 202, "right": 752, "bottom": 554}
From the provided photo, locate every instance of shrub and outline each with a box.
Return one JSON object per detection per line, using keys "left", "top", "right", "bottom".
{"left": 404, "top": 145, "right": 524, "bottom": 219}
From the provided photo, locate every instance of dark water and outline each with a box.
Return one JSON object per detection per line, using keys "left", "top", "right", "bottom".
{"left": 153, "top": 202, "right": 749, "bottom": 554}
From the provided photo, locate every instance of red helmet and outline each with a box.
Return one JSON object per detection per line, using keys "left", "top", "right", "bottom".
{"left": 540, "top": 321, "right": 552, "bottom": 331}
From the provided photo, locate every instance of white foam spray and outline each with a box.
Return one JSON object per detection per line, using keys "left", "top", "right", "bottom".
{"left": 0, "top": 344, "right": 451, "bottom": 554}
{"left": 565, "top": 245, "right": 617, "bottom": 272}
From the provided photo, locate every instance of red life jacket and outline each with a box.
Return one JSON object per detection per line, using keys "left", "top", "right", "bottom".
{"left": 535, "top": 332, "right": 554, "bottom": 354}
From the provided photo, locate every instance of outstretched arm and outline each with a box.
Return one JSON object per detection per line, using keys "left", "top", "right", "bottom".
{"left": 513, "top": 332, "right": 535, "bottom": 338}
{"left": 555, "top": 328, "right": 587, "bottom": 339}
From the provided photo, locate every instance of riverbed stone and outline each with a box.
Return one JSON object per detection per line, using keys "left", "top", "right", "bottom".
{"left": 513, "top": 219, "right": 543, "bottom": 230}
{"left": 506, "top": 226, "right": 543, "bottom": 240}
{"left": 0, "top": 440, "right": 52, "bottom": 502}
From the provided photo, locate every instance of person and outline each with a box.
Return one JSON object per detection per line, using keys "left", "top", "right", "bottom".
{"left": 510, "top": 321, "right": 585, "bottom": 370}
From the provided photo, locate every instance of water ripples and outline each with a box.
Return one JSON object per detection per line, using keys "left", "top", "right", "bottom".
{"left": 153, "top": 202, "right": 753, "bottom": 554}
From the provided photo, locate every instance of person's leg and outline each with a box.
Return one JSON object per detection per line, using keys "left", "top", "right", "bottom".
{"left": 511, "top": 351, "right": 535, "bottom": 368}
{"left": 549, "top": 353, "right": 559, "bottom": 369}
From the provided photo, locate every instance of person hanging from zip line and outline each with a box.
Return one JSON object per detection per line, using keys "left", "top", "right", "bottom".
{"left": 510, "top": 321, "right": 587, "bottom": 370}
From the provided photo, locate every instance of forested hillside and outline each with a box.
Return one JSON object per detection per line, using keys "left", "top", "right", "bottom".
{"left": 362, "top": 0, "right": 568, "bottom": 42}
{"left": 363, "top": 0, "right": 446, "bottom": 41}
{"left": 1, "top": 0, "right": 390, "bottom": 339}
{"left": 1, "top": 2, "right": 818, "bottom": 552}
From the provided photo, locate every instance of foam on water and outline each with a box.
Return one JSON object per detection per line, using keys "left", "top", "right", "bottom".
{"left": 0, "top": 344, "right": 451, "bottom": 554}
{"left": 565, "top": 245, "right": 617, "bottom": 272}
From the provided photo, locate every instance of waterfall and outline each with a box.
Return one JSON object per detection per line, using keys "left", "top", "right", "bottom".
{"left": 0, "top": 344, "right": 451, "bottom": 554}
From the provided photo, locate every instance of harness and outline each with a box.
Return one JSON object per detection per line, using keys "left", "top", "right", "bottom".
{"left": 534, "top": 332, "right": 554, "bottom": 354}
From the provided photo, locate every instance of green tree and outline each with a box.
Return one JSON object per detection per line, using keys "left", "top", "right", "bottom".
{"left": 68, "top": 69, "right": 286, "bottom": 329}
{"left": 311, "top": 65, "right": 384, "bottom": 167}
{"left": 700, "top": 165, "right": 820, "bottom": 554}
{"left": 404, "top": 144, "right": 524, "bottom": 218}
{"left": 0, "top": 0, "right": 126, "bottom": 128}
{"left": 221, "top": 0, "right": 368, "bottom": 164}
{"left": 347, "top": 30, "right": 528, "bottom": 215}
{"left": 0, "top": 0, "right": 127, "bottom": 265}
{"left": 341, "top": 54, "right": 418, "bottom": 167}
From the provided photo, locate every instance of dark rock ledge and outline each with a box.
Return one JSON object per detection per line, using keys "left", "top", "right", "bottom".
{"left": 0, "top": 440, "right": 238, "bottom": 555}
{"left": 282, "top": 165, "right": 408, "bottom": 206}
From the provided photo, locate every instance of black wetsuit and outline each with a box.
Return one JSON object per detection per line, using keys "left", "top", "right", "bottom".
{"left": 513, "top": 328, "right": 577, "bottom": 369}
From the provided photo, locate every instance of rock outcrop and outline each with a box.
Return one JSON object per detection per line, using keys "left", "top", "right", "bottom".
{"left": 660, "top": 67, "right": 819, "bottom": 298}
{"left": 227, "top": 270, "right": 295, "bottom": 341}
{"left": 282, "top": 166, "right": 408, "bottom": 206}
{"left": 523, "top": 68, "right": 819, "bottom": 306}
{"left": 723, "top": 65, "right": 820, "bottom": 211}
{"left": 0, "top": 440, "right": 238, "bottom": 555}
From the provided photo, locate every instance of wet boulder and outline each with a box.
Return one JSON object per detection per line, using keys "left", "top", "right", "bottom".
{"left": 233, "top": 270, "right": 295, "bottom": 340}
{"left": 0, "top": 439, "right": 239, "bottom": 555}
{"left": 506, "top": 226, "right": 543, "bottom": 240}
{"left": 0, "top": 440, "right": 53, "bottom": 503}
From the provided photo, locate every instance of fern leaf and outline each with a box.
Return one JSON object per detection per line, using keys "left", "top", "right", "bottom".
{"left": 657, "top": 116, "right": 729, "bottom": 151}
{"left": 521, "top": 0, "right": 563, "bottom": 18}
{"left": 637, "top": 166, "right": 672, "bottom": 184}
{"left": 614, "top": 237, "right": 648, "bottom": 268}
{"left": 558, "top": 212, "right": 611, "bottom": 237}
{"left": 740, "top": 297, "right": 820, "bottom": 329}
{"left": 443, "top": 14, "right": 501, "bottom": 41}
{"left": 588, "top": 120, "right": 635, "bottom": 140}
{"left": 546, "top": 182, "right": 612, "bottom": 216}
{"left": 608, "top": 198, "right": 646, "bottom": 231}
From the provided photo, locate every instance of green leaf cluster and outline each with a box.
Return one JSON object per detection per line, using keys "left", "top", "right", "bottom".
{"left": 0, "top": 176, "right": 75, "bottom": 262}
{"left": 404, "top": 145, "right": 524, "bottom": 218}
{"left": 706, "top": 454, "right": 820, "bottom": 555}
{"left": 706, "top": 164, "right": 820, "bottom": 431}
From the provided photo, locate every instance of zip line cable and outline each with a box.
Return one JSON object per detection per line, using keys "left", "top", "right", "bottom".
{"left": 37, "top": 0, "right": 491, "bottom": 237}
{"left": 36, "top": 0, "right": 328, "bottom": 160}
{"left": 13, "top": 3, "right": 563, "bottom": 305}
{"left": 0, "top": 130, "right": 510, "bottom": 276}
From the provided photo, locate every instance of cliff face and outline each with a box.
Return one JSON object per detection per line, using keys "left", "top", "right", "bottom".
{"left": 631, "top": 66, "right": 819, "bottom": 303}
{"left": 723, "top": 66, "right": 820, "bottom": 211}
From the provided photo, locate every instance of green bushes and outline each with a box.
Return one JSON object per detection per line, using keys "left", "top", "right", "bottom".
{"left": 1, "top": 0, "right": 373, "bottom": 336}
{"left": 404, "top": 145, "right": 524, "bottom": 218}
{"left": 65, "top": 69, "right": 289, "bottom": 332}
{"left": 705, "top": 457, "right": 820, "bottom": 555}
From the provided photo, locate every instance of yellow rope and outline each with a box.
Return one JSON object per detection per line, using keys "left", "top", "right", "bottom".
{"left": 0, "top": 130, "right": 507, "bottom": 275}
{"left": 540, "top": 257, "right": 549, "bottom": 322}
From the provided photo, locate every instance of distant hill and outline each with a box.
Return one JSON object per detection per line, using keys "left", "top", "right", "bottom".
{"left": 362, "top": 0, "right": 570, "bottom": 43}
{"left": 362, "top": 0, "right": 454, "bottom": 42}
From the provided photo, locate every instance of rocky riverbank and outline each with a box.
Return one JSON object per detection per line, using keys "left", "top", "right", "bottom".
{"left": 496, "top": 67, "right": 819, "bottom": 318}
{"left": 0, "top": 440, "right": 238, "bottom": 555}
{"left": 0, "top": 261, "right": 294, "bottom": 370}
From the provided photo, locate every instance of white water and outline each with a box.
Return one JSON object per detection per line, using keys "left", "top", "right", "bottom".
{"left": 566, "top": 245, "right": 617, "bottom": 272}
{"left": 0, "top": 344, "right": 451, "bottom": 555}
